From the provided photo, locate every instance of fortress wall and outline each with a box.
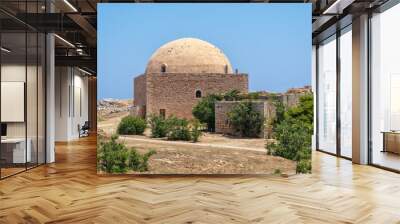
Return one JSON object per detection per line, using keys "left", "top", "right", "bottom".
{"left": 145, "top": 73, "right": 248, "bottom": 119}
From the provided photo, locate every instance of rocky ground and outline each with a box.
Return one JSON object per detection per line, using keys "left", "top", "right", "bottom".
{"left": 97, "top": 98, "right": 296, "bottom": 175}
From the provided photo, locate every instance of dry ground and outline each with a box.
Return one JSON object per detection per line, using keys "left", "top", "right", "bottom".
{"left": 97, "top": 104, "right": 296, "bottom": 175}
{"left": 120, "top": 136, "right": 296, "bottom": 175}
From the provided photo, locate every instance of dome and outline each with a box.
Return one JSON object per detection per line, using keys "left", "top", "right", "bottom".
{"left": 145, "top": 38, "right": 233, "bottom": 74}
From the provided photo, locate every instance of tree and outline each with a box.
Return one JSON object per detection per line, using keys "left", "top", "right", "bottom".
{"left": 267, "top": 94, "right": 314, "bottom": 173}
{"left": 228, "top": 101, "right": 265, "bottom": 137}
{"left": 267, "top": 117, "right": 312, "bottom": 173}
{"left": 286, "top": 94, "right": 313, "bottom": 125}
{"left": 223, "top": 89, "right": 242, "bottom": 101}
{"left": 192, "top": 94, "right": 222, "bottom": 131}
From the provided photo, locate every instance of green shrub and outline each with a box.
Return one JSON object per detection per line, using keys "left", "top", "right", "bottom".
{"left": 266, "top": 94, "right": 313, "bottom": 174}
{"left": 271, "top": 100, "right": 285, "bottom": 129}
{"left": 223, "top": 89, "right": 242, "bottom": 101}
{"left": 286, "top": 94, "right": 313, "bottom": 125}
{"left": 296, "top": 159, "right": 311, "bottom": 174}
{"left": 148, "top": 115, "right": 169, "bottom": 138}
{"left": 228, "top": 101, "right": 265, "bottom": 137}
{"left": 148, "top": 116, "right": 202, "bottom": 142}
{"left": 117, "top": 116, "right": 146, "bottom": 135}
{"left": 267, "top": 118, "right": 312, "bottom": 174}
{"left": 192, "top": 94, "right": 222, "bottom": 132}
{"left": 128, "top": 149, "right": 156, "bottom": 172}
{"left": 97, "top": 135, "right": 129, "bottom": 173}
{"left": 190, "top": 119, "right": 202, "bottom": 142}
{"left": 97, "top": 135, "right": 156, "bottom": 173}
{"left": 166, "top": 117, "right": 191, "bottom": 141}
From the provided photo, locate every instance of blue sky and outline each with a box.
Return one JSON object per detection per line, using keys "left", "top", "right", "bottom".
{"left": 98, "top": 4, "right": 311, "bottom": 99}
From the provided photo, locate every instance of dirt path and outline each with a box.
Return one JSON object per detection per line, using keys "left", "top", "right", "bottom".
{"left": 120, "top": 135, "right": 266, "bottom": 152}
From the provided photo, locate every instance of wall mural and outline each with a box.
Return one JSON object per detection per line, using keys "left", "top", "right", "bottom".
{"left": 97, "top": 3, "right": 313, "bottom": 175}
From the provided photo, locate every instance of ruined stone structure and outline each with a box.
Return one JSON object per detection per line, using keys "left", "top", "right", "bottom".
{"left": 132, "top": 38, "right": 248, "bottom": 119}
{"left": 215, "top": 101, "right": 276, "bottom": 138}
{"left": 281, "top": 86, "right": 312, "bottom": 108}
{"left": 214, "top": 87, "right": 312, "bottom": 138}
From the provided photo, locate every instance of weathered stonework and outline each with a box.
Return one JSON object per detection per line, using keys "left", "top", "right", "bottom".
{"left": 132, "top": 38, "right": 249, "bottom": 120}
{"left": 214, "top": 87, "right": 311, "bottom": 138}
{"left": 145, "top": 38, "right": 233, "bottom": 74}
{"left": 134, "top": 74, "right": 146, "bottom": 107}
{"left": 215, "top": 101, "right": 276, "bottom": 138}
{"left": 135, "top": 73, "right": 248, "bottom": 119}
{"left": 281, "top": 93, "right": 308, "bottom": 108}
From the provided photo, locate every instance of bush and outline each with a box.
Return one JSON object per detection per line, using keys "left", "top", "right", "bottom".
{"left": 267, "top": 94, "right": 313, "bottom": 174}
{"left": 228, "top": 101, "right": 265, "bottom": 137}
{"left": 267, "top": 118, "right": 312, "bottom": 174}
{"left": 117, "top": 116, "right": 146, "bottom": 135}
{"left": 286, "top": 94, "right": 313, "bottom": 125}
{"left": 97, "top": 135, "right": 129, "bottom": 173}
{"left": 148, "top": 116, "right": 202, "bottom": 142}
{"left": 128, "top": 149, "right": 156, "bottom": 172}
{"left": 192, "top": 94, "right": 222, "bottom": 132}
{"left": 166, "top": 117, "right": 191, "bottom": 141}
{"left": 243, "top": 92, "right": 261, "bottom": 100}
{"left": 296, "top": 159, "right": 311, "bottom": 174}
{"left": 223, "top": 89, "right": 242, "bottom": 101}
{"left": 190, "top": 119, "right": 202, "bottom": 142}
{"left": 148, "top": 115, "right": 169, "bottom": 138}
{"left": 268, "top": 118, "right": 311, "bottom": 159}
{"left": 97, "top": 135, "right": 156, "bottom": 173}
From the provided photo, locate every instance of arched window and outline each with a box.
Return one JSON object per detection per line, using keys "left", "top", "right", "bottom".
{"left": 161, "top": 64, "right": 167, "bottom": 73}
{"left": 224, "top": 64, "right": 228, "bottom": 74}
{"left": 195, "top": 90, "right": 202, "bottom": 98}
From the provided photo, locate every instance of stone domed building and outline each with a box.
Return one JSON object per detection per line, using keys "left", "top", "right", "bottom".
{"left": 133, "top": 38, "right": 248, "bottom": 119}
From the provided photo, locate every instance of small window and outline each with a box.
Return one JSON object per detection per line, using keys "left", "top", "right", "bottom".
{"left": 160, "top": 109, "right": 166, "bottom": 118}
{"left": 161, "top": 64, "right": 167, "bottom": 73}
{"left": 195, "top": 90, "right": 202, "bottom": 98}
{"left": 224, "top": 65, "right": 228, "bottom": 74}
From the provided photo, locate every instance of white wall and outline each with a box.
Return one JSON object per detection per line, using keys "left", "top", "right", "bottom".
{"left": 340, "top": 29, "right": 353, "bottom": 158}
{"left": 312, "top": 45, "right": 317, "bottom": 150}
{"left": 1, "top": 65, "right": 36, "bottom": 138}
{"left": 55, "top": 67, "right": 89, "bottom": 141}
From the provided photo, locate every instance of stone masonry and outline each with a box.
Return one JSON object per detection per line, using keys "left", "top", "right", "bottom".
{"left": 132, "top": 38, "right": 249, "bottom": 120}
{"left": 138, "top": 73, "right": 248, "bottom": 119}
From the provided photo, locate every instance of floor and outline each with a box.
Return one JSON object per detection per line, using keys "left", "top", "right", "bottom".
{"left": 1, "top": 163, "right": 43, "bottom": 179}
{"left": 0, "top": 136, "right": 400, "bottom": 223}
{"left": 0, "top": 167, "right": 26, "bottom": 178}
{"left": 372, "top": 150, "right": 400, "bottom": 171}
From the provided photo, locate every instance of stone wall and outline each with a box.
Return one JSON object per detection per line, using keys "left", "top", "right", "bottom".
{"left": 145, "top": 73, "right": 248, "bottom": 119}
{"left": 215, "top": 101, "right": 276, "bottom": 138}
{"left": 134, "top": 74, "right": 146, "bottom": 107}
{"left": 282, "top": 93, "right": 309, "bottom": 108}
